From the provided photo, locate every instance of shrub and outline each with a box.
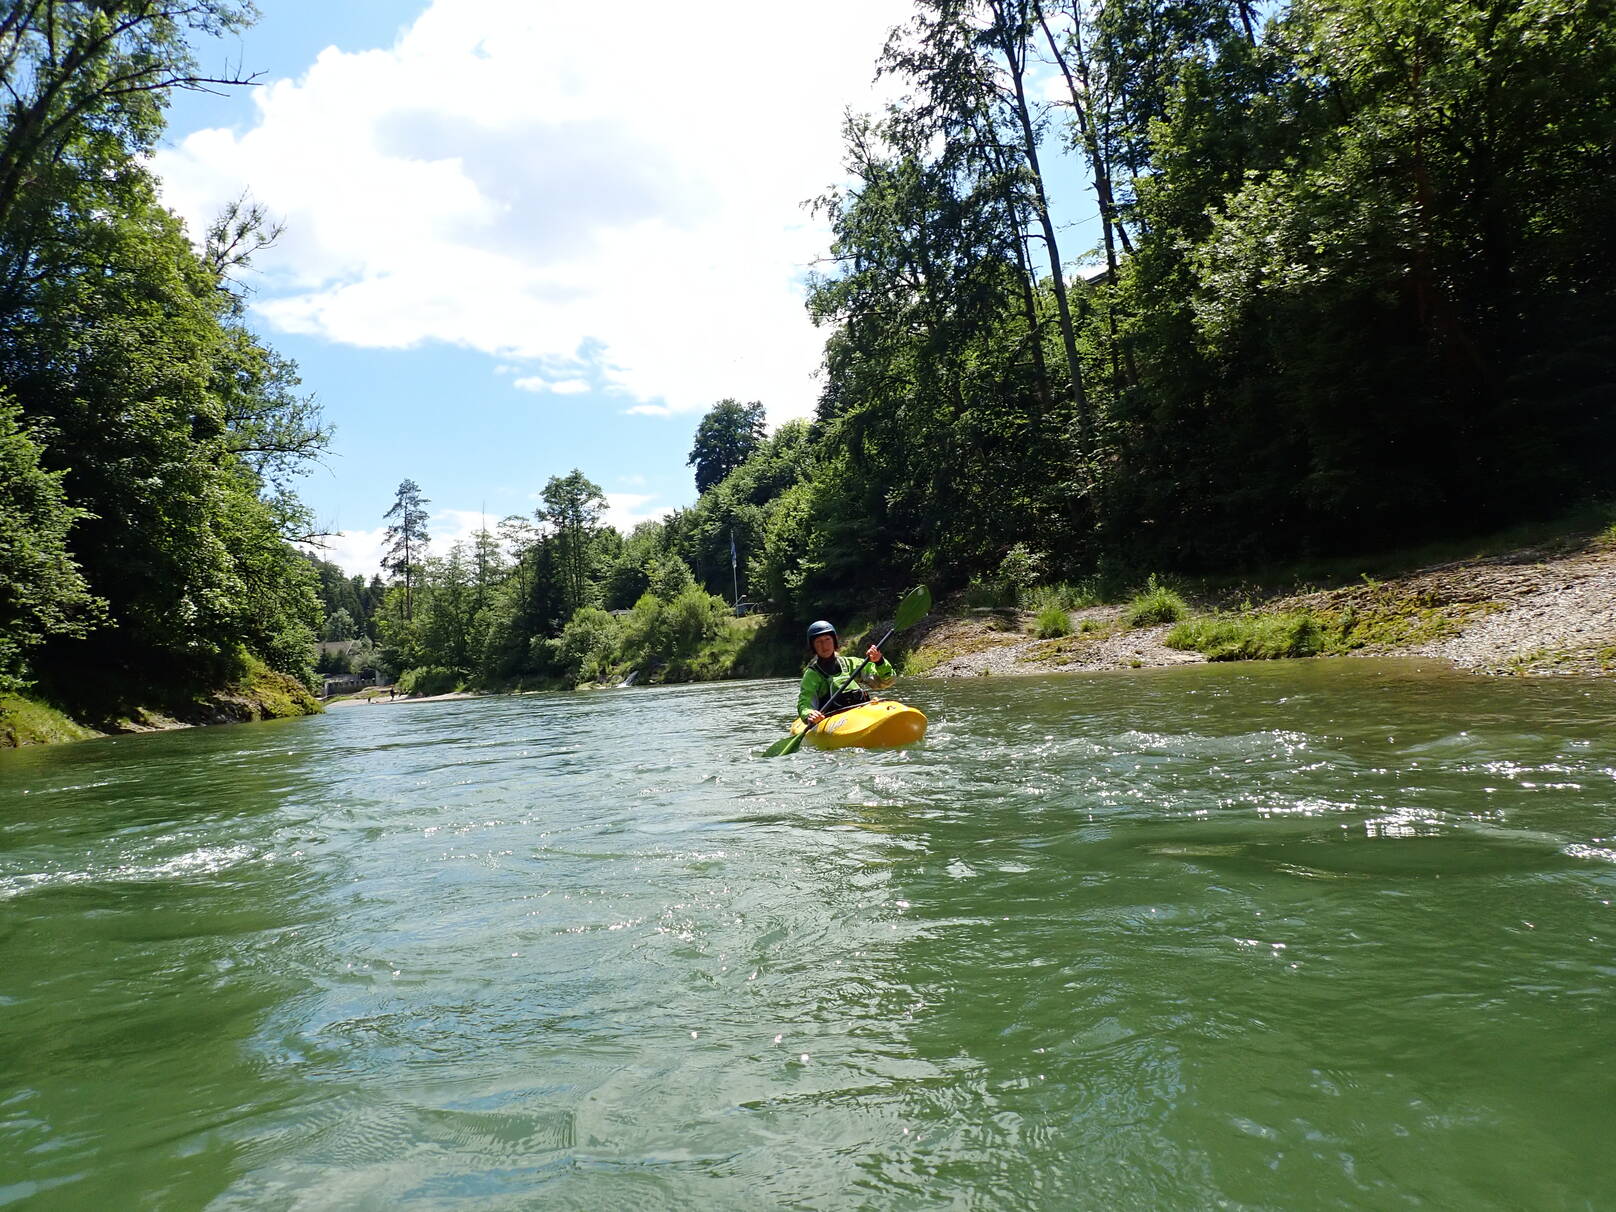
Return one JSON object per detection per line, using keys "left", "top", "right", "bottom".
{"left": 997, "top": 543, "right": 1045, "bottom": 592}
{"left": 1035, "top": 605, "right": 1073, "bottom": 638}
{"left": 962, "top": 579, "right": 1017, "bottom": 609}
{"left": 554, "top": 606, "right": 622, "bottom": 684}
{"left": 623, "top": 587, "right": 729, "bottom": 665}
{"left": 397, "top": 665, "right": 459, "bottom": 696}
{"left": 1124, "top": 576, "right": 1188, "bottom": 627}
{"left": 1166, "top": 611, "right": 1326, "bottom": 660}
{"left": 650, "top": 555, "right": 696, "bottom": 600}
{"left": 1023, "top": 580, "right": 1102, "bottom": 611}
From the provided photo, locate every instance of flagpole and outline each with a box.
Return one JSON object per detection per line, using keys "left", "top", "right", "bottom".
{"left": 730, "top": 528, "right": 739, "bottom": 605}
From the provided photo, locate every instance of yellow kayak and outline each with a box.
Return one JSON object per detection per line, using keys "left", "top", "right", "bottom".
{"left": 790, "top": 700, "right": 928, "bottom": 750}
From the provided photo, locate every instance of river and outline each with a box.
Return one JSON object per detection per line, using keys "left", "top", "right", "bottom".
{"left": 3, "top": 659, "right": 1614, "bottom": 1209}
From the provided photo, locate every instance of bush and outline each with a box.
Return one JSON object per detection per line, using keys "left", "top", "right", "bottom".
{"left": 623, "top": 587, "right": 729, "bottom": 665}
{"left": 397, "top": 665, "right": 459, "bottom": 696}
{"left": 1124, "top": 576, "right": 1188, "bottom": 627}
{"left": 1166, "top": 611, "right": 1326, "bottom": 660}
{"left": 554, "top": 606, "right": 622, "bottom": 684}
{"left": 962, "top": 579, "right": 1018, "bottom": 608}
{"left": 1035, "top": 605, "right": 1073, "bottom": 638}
{"left": 1022, "top": 580, "right": 1102, "bottom": 612}
{"left": 649, "top": 555, "right": 696, "bottom": 600}
{"left": 997, "top": 543, "right": 1045, "bottom": 592}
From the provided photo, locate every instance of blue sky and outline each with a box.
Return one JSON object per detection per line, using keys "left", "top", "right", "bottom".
{"left": 155, "top": 0, "right": 1100, "bottom": 577}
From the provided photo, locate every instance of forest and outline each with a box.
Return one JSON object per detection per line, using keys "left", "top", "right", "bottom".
{"left": 3, "top": 0, "right": 1614, "bottom": 713}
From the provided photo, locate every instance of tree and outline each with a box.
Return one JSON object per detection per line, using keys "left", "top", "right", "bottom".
{"left": 687, "top": 399, "right": 766, "bottom": 494}
{"left": 540, "top": 469, "right": 606, "bottom": 618}
{"left": 322, "top": 608, "right": 355, "bottom": 642}
{"left": 0, "top": 1, "right": 258, "bottom": 240}
{"left": 0, "top": 393, "right": 102, "bottom": 686}
{"left": 382, "top": 479, "right": 430, "bottom": 620}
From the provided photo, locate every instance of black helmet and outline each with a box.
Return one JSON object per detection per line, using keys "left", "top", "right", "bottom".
{"left": 807, "top": 620, "right": 837, "bottom": 643}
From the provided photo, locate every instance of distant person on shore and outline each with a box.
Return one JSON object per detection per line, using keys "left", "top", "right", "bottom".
{"left": 798, "top": 620, "right": 894, "bottom": 726}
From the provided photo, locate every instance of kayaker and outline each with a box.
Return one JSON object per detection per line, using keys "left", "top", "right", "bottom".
{"left": 799, "top": 619, "right": 895, "bottom": 726}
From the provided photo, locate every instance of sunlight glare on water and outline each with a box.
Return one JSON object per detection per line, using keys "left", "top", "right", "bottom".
{"left": 2, "top": 659, "right": 1615, "bottom": 1208}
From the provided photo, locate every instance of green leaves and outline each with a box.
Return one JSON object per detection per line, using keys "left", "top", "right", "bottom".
{"left": 688, "top": 399, "right": 766, "bottom": 494}
{"left": 0, "top": 394, "right": 103, "bottom": 688}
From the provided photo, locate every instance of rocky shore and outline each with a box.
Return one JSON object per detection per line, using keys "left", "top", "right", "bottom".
{"left": 905, "top": 538, "right": 1616, "bottom": 680}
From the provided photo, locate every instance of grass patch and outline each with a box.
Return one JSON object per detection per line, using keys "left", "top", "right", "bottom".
{"left": 1166, "top": 612, "right": 1327, "bottom": 661}
{"left": 1034, "top": 605, "right": 1073, "bottom": 638}
{"left": 962, "top": 579, "right": 1018, "bottom": 609}
{"left": 233, "top": 653, "right": 322, "bottom": 718}
{"left": 1124, "top": 576, "right": 1189, "bottom": 628}
{"left": 0, "top": 692, "right": 100, "bottom": 747}
{"left": 1166, "top": 599, "right": 1505, "bottom": 662}
{"left": 1026, "top": 619, "right": 1123, "bottom": 661}
{"left": 1021, "top": 580, "right": 1103, "bottom": 612}
{"left": 1325, "top": 599, "right": 1502, "bottom": 650}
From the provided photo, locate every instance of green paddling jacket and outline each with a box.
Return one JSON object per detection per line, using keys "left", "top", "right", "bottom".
{"left": 797, "top": 654, "right": 896, "bottom": 721}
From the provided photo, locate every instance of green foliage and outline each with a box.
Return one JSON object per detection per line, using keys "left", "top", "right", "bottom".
{"left": 688, "top": 398, "right": 766, "bottom": 494}
{"left": 1124, "top": 577, "right": 1189, "bottom": 627}
{"left": 1166, "top": 612, "right": 1327, "bottom": 661}
{"left": 1022, "top": 581, "right": 1102, "bottom": 612}
{"left": 620, "top": 587, "right": 729, "bottom": 669}
{"left": 397, "top": 666, "right": 460, "bottom": 697}
{"left": 541, "top": 469, "right": 607, "bottom": 617}
{"left": 649, "top": 555, "right": 696, "bottom": 601}
{"left": 0, "top": 692, "right": 100, "bottom": 747}
{"left": 232, "top": 652, "right": 322, "bottom": 719}
{"left": 0, "top": 394, "right": 102, "bottom": 688}
{"left": 1035, "top": 605, "right": 1074, "bottom": 638}
{"left": 382, "top": 479, "right": 430, "bottom": 619}
{"left": 553, "top": 606, "right": 622, "bottom": 685}
{"left": 0, "top": 6, "right": 334, "bottom": 721}
{"left": 997, "top": 544, "right": 1045, "bottom": 592}
{"left": 322, "top": 608, "right": 356, "bottom": 642}
{"left": 962, "top": 581, "right": 1019, "bottom": 609}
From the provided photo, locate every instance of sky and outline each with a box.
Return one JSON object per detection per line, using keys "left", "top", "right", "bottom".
{"left": 153, "top": 0, "right": 1099, "bottom": 578}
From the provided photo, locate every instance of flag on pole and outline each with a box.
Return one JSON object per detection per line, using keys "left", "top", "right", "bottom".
{"left": 730, "top": 529, "right": 737, "bottom": 570}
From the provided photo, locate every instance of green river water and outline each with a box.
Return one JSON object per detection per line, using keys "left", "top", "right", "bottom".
{"left": 2, "top": 659, "right": 1614, "bottom": 1210}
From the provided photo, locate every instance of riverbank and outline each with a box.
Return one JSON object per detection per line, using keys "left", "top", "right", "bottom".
{"left": 903, "top": 531, "right": 1616, "bottom": 679}
{"left": 0, "top": 657, "right": 321, "bottom": 748}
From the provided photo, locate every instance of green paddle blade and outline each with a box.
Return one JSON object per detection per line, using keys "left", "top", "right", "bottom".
{"left": 761, "top": 729, "right": 806, "bottom": 758}
{"left": 893, "top": 584, "right": 932, "bottom": 631}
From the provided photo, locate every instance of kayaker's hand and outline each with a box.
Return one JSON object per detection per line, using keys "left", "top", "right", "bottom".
{"left": 866, "top": 644, "right": 883, "bottom": 664}
{"left": 805, "top": 710, "right": 825, "bottom": 725}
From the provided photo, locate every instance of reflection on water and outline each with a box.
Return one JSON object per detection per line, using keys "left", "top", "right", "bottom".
{"left": 2, "top": 660, "right": 1615, "bottom": 1208}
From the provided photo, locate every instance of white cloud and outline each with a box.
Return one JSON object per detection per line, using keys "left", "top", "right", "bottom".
{"left": 604, "top": 492, "right": 668, "bottom": 534}
{"left": 430, "top": 508, "right": 491, "bottom": 549}
{"left": 302, "top": 525, "right": 389, "bottom": 580}
{"left": 300, "top": 509, "right": 496, "bottom": 578}
{"left": 512, "top": 376, "right": 590, "bottom": 395}
{"left": 153, "top": 0, "right": 911, "bottom": 422}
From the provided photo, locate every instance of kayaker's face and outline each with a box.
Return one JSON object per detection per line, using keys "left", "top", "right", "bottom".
{"left": 812, "top": 633, "right": 837, "bottom": 660}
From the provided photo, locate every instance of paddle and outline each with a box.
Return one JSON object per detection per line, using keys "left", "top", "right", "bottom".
{"left": 761, "top": 585, "right": 932, "bottom": 758}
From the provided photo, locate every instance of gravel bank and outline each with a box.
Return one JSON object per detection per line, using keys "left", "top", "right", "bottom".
{"left": 907, "top": 541, "right": 1616, "bottom": 680}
